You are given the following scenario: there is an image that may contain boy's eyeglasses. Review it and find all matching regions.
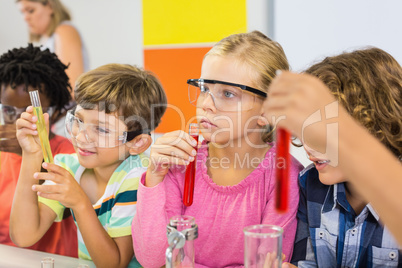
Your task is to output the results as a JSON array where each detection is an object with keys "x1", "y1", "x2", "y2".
[
  {"x1": 65, "y1": 110, "x2": 144, "y2": 148},
  {"x1": 187, "y1": 79, "x2": 267, "y2": 112},
  {"x1": 0, "y1": 104, "x2": 53, "y2": 124}
]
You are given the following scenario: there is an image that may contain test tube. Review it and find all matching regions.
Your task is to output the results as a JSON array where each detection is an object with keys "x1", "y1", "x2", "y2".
[
  {"x1": 275, "y1": 127, "x2": 290, "y2": 212},
  {"x1": 0, "y1": 104, "x2": 4, "y2": 126},
  {"x1": 0, "y1": 105, "x2": 5, "y2": 142},
  {"x1": 183, "y1": 123, "x2": 199, "y2": 206},
  {"x1": 29, "y1": 90, "x2": 54, "y2": 163}
]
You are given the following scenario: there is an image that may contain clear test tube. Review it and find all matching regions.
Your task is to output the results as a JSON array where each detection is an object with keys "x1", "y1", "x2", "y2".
[
  {"x1": 29, "y1": 90, "x2": 54, "y2": 163},
  {"x1": 0, "y1": 104, "x2": 4, "y2": 142},
  {"x1": 0, "y1": 104, "x2": 4, "y2": 126}
]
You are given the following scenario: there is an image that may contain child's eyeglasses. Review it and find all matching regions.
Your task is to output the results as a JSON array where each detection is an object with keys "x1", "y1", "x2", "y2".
[
  {"x1": 65, "y1": 110, "x2": 144, "y2": 148},
  {"x1": 0, "y1": 104, "x2": 53, "y2": 124},
  {"x1": 187, "y1": 79, "x2": 267, "y2": 112}
]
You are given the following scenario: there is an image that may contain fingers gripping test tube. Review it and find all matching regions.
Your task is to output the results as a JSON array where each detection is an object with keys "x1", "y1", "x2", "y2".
[
  {"x1": 183, "y1": 123, "x2": 199, "y2": 206},
  {"x1": 275, "y1": 127, "x2": 290, "y2": 213},
  {"x1": 29, "y1": 90, "x2": 54, "y2": 163}
]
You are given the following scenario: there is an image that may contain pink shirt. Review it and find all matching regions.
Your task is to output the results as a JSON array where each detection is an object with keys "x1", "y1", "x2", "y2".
[{"x1": 132, "y1": 142, "x2": 303, "y2": 267}]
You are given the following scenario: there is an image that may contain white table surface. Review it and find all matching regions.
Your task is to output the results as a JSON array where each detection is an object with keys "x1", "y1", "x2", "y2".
[{"x1": 0, "y1": 244, "x2": 95, "y2": 268}]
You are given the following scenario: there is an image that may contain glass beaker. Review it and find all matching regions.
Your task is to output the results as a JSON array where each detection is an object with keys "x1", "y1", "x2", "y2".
[
  {"x1": 166, "y1": 215, "x2": 198, "y2": 268},
  {"x1": 41, "y1": 257, "x2": 54, "y2": 268},
  {"x1": 244, "y1": 224, "x2": 283, "y2": 268}
]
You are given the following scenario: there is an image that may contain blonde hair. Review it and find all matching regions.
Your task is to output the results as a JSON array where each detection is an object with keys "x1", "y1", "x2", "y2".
[
  {"x1": 306, "y1": 47, "x2": 402, "y2": 157},
  {"x1": 74, "y1": 64, "x2": 167, "y2": 133},
  {"x1": 17, "y1": 0, "x2": 71, "y2": 42},
  {"x1": 206, "y1": 30, "x2": 290, "y2": 142}
]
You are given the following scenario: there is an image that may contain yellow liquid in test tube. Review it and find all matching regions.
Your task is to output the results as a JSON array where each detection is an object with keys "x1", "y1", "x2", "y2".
[{"x1": 29, "y1": 91, "x2": 54, "y2": 163}]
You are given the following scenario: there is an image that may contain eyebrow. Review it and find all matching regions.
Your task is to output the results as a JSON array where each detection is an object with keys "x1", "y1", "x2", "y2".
[
  {"x1": 207, "y1": 83, "x2": 243, "y2": 93},
  {"x1": 20, "y1": 6, "x2": 34, "y2": 11},
  {"x1": 75, "y1": 110, "x2": 109, "y2": 126},
  {"x1": 204, "y1": 82, "x2": 239, "y2": 89}
]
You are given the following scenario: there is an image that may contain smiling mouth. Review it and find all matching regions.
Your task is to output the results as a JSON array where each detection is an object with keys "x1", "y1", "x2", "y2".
[
  {"x1": 315, "y1": 160, "x2": 330, "y2": 165},
  {"x1": 78, "y1": 147, "x2": 96, "y2": 155}
]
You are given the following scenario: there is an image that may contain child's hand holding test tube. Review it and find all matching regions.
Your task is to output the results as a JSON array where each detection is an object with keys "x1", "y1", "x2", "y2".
[
  {"x1": 29, "y1": 90, "x2": 54, "y2": 163},
  {"x1": 144, "y1": 123, "x2": 198, "y2": 189}
]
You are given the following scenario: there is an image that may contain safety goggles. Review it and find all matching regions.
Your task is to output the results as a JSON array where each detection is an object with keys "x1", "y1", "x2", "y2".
[{"x1": 187, "y1": 79, "x2": 266, "y2": 112}]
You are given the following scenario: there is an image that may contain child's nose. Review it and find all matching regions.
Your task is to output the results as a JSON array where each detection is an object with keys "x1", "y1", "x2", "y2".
[
  {"x1": 201, "y1": 92, "x2": 217, "y2": 112},
  {"x1": 74, "y1": 127, "x2": 91, "y2": 144}
]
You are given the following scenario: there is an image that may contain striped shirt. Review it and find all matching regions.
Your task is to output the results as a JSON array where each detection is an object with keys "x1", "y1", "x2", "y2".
[
  {"x1": 291, "y1": 164, "x2": 402, "y2": 268},
  {"x1": 39, "y1": 153, "x2": 146, "y2": 267}
]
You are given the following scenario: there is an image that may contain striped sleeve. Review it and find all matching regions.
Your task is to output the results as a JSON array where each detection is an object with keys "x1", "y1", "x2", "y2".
[
  {"x1": 107, "y1": 171, "x2": 142, "y2": 238},
  {"x1": 38, "y1": 197, "x2": 66, "y2": 222}
]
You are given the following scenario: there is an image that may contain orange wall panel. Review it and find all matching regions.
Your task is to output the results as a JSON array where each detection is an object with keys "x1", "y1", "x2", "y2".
[{"x1": 144, "y1": 47, "x2": 212, "y2": 133}]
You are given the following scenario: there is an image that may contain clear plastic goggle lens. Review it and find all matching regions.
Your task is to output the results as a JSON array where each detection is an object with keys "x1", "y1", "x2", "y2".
[
  {"x1": 0, "y1": 104, "x2": 53, "y2": 124},
  {"x1": 65, "y1": 110, "x2": 127, "y2": 148},
  {"x1": 188, "y1": 81, "x2": 255, "y2": 111}
]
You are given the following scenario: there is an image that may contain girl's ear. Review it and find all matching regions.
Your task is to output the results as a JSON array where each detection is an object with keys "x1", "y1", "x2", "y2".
[
  {"x1": 126, "y1": 134, "x2": 152, "y2": 155},
  {"x1": 257, "y1": 113, "x2": 269, "y2": 127}
]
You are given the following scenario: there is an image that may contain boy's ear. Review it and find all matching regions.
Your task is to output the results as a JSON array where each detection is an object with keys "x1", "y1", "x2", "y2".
[{"x1": 126, "y1": 134, "x2": 152, "y2": 155}]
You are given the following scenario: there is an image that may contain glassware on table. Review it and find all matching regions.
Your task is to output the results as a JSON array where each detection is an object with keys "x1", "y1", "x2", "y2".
[
  {"x1": 244, "y1": 224, "x2": 283, "y2": 268},
  {"x1": 166, "y1": 215, "x2": 198, "y2": 268},
  {"x1": 41, "y1": 257, "x2": 54, "y2": 268}
]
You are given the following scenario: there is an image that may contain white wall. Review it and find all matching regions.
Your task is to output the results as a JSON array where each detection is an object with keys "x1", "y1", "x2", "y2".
[
  {"x1": 247, "y1": 0, "x2": 270, "y2": 35},
  {"x1": 0, "y1": 1, "x2": 28, "y2": 53},
  {"x1": 66, "y1": 0, "x2": 143, "y2": 69},
  {"x1": 0, "y1": 0, "x2": 143, "y2": 69},
  {"x1": 274, "y1": 0, "x2": 402, "y2": 72},
  {"x1": 271, "y1": 0, "x2": 402, "y2": 166}
]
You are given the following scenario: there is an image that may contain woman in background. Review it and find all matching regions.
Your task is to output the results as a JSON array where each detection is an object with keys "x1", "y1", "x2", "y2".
[{"x1": 17, "y1": 0, "x2": 89, "y2": 94}]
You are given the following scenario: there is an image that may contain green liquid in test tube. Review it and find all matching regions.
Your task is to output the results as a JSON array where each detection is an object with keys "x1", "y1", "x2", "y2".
[{"x1": 29, "y1": 90, "x2": 54, "y2": 163}]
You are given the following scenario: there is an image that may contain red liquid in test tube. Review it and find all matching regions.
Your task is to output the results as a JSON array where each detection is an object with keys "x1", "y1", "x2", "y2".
[
  {"x1": 183, "y1": 123, "x2": 199, "y2": 206},
  {"x1": 276, "y1": 127, "x2": 291, "y2": 212}
]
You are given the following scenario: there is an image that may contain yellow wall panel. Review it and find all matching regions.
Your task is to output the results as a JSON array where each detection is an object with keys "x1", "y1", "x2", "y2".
[{"x1": 143, "y1": 0, "x2": 247, "y2": 45}]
